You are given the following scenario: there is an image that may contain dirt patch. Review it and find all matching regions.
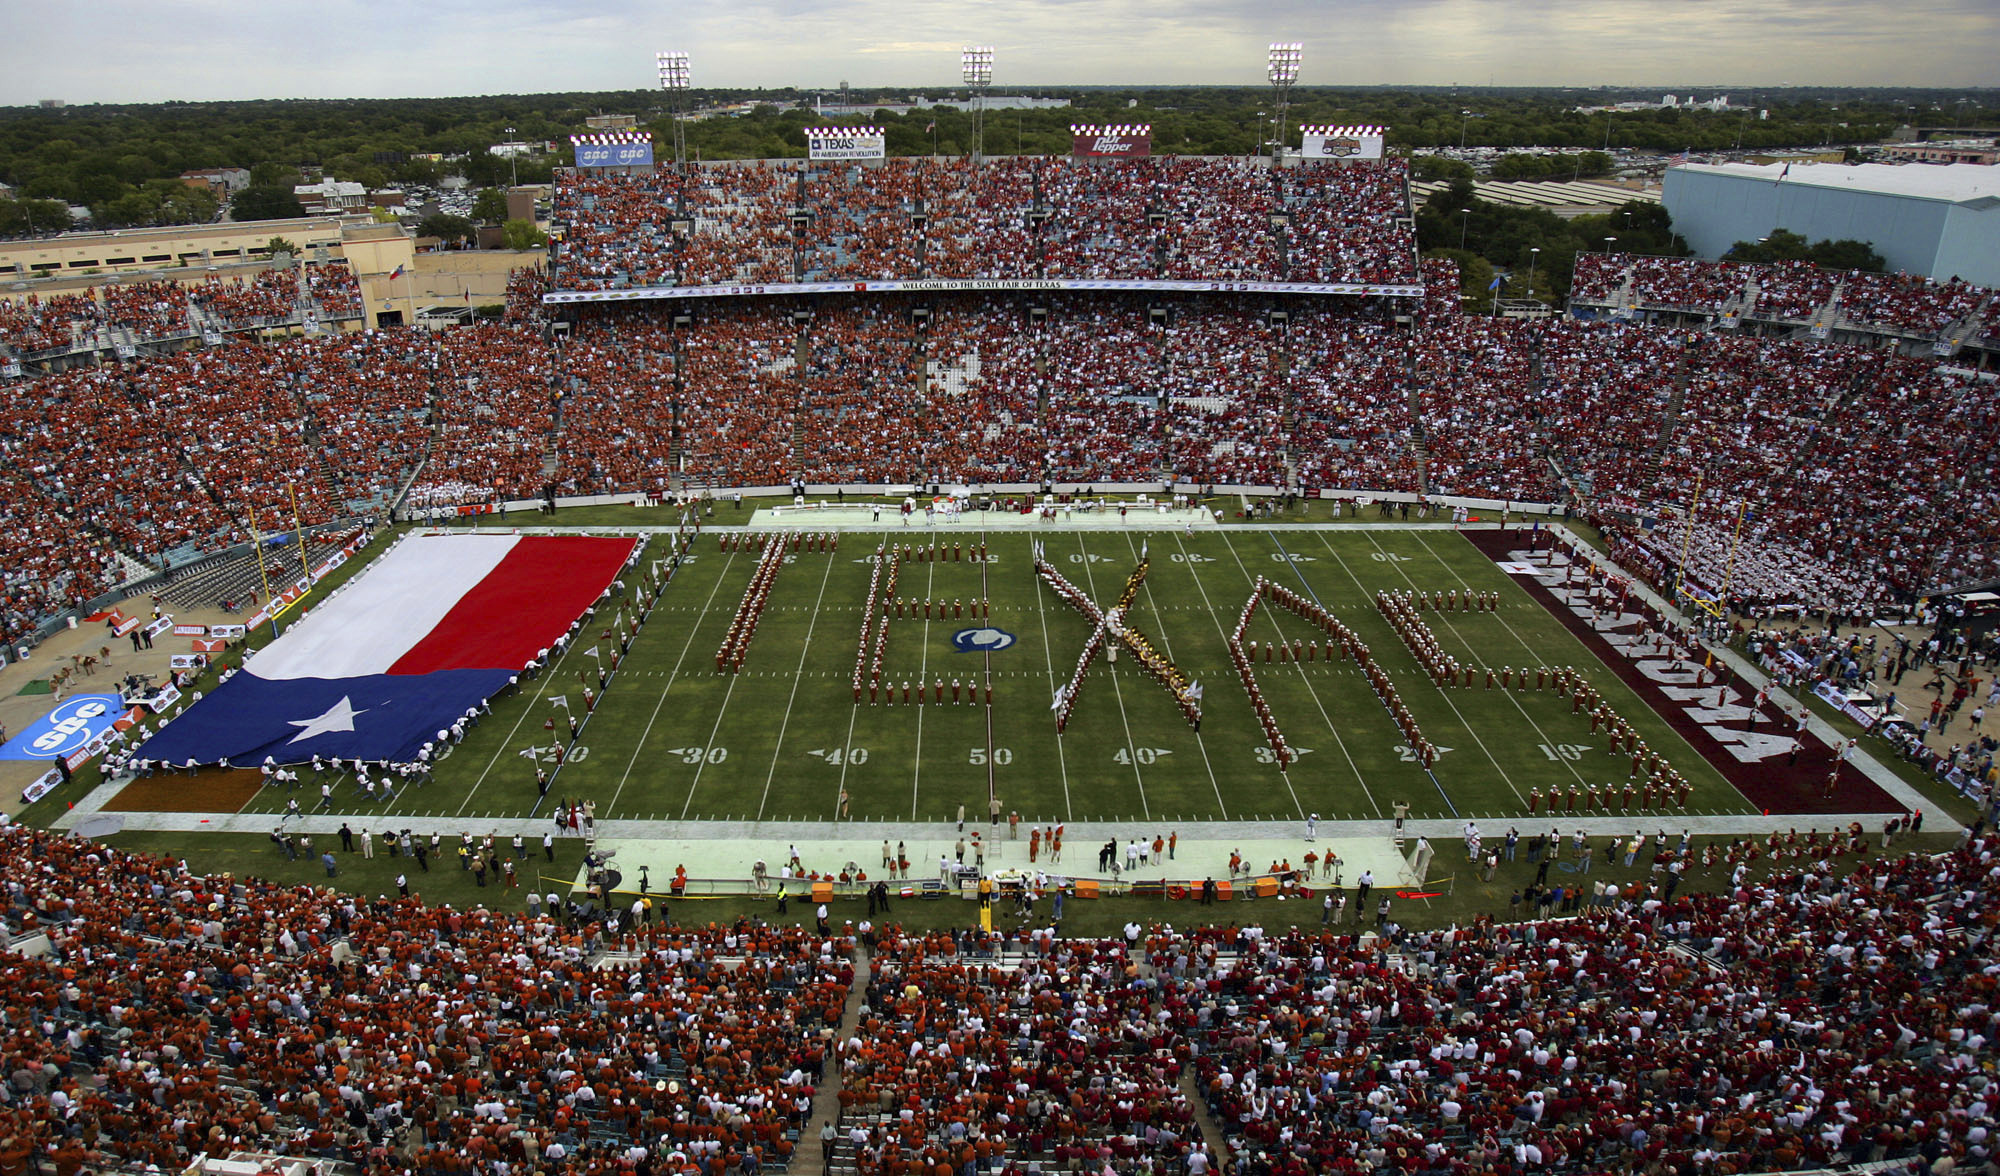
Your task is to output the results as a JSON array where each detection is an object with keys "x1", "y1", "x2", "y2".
[{"x1": 101, "y1": 768, "x2": 266, "y2": 814}]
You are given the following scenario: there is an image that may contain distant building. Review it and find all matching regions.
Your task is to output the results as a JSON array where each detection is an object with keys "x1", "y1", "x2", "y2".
[
  {"x1": 488, "y1": 142, "x2": 538, "y2": 159},
  {"x1": 1884, "y1": 140, "x2": 1998, "y2": 166},
  {"x1": 37, "y1": 99, "x2": 63, "y2": 109},
  {"x1": 584, "y1": 114, "x2": 639, "y2": 131},
  {"x1": 181, "y1": 168, "x2": 252, "y2": 199},
  {"x1": 0, "y1": 216, "x2": 356, "y2": 280},
  {"x1": 1664, "y1": 161, "x2": 2000, "y2": 285},
  {"x1": 294, "y1": 180, "x2": 368, "y2": 214}
]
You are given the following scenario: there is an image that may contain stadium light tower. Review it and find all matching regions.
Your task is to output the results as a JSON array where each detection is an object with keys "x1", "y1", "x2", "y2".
[
  {"x1": 962, "y1": 45, "x2": 994, "y2": 163},
  {"x1": 658, "y1": 51, "x2": 692, "y2": 173},
  {"x1": 1267, "y1": 42, "x2": 1303, "y2": 163}
]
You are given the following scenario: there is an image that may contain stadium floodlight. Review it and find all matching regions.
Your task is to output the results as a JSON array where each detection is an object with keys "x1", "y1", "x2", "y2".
[
  {"x1": 657, "y1": 51, "x2": 691, "y2": 91},
  {"x1": 657, "y1": 51, "x2": 692, "y2": 174},
  {"x1": 1266, "y1": 42, "x2": 1303, "y2": 86},
  {"x1": 961, "y1": 46, "x2": 994, "y2": 88},
  {"x1": 961, "y1": 45, "x2": 995, "y2": 163},
  {"x1": 1266, "y1": 42, "x2": 1302, "y2": 163}
]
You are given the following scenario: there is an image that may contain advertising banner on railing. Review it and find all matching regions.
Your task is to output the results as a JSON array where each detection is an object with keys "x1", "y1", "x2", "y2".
[
  {"x1": 1299, "y1": 125, "x2": 1386, "y2": 160},
  {"x1": 545, "y1": 277, "x2": 1425, "y2": 305},
  {"x1": 1071, "y1": 125, "x2": 1152, "y2": 158},
  {"x1": 806, "y1": 128, "x2": 886, "y2": 162}
]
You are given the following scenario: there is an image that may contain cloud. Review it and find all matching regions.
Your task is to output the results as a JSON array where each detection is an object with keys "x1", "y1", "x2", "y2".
[{"x1": 1, "y1": 0, "x2": 1993, "y2": 104}]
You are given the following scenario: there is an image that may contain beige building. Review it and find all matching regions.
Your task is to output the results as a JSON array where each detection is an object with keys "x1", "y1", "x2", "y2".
[
  {"x1": 343, "y1": 225, "x2": 545, "y2": 329},
  {"x1": 0, "y1": 216, "x2": 360, "y2": 280},
  {"x1": 1, "y1": 217, "x2": 544, "y2": 335}
]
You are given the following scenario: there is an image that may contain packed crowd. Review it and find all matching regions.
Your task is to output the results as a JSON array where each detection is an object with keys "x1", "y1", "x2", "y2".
[
  {"x1": 0, "y1": 824, "x2": 851, "y2": 1176},
  {"x1": 550, "y1": 157, "x2": 1418, "y2": 291},
  {"x1": 1184, "y1": 838, "x2": 1998, "y2": 1176},
  {"x1": 6, "y1": 251, "x2": 2000, "y2": 644},
  {"x1": 1571, "y1": 252, "x2": 1994, "y2": 338},
  {"x1": 4, "y1": 819, "x2": 1994, "y2": 1176},
  {"x1": 0, "y1": 265, "x2": 364, "y2": 355}
]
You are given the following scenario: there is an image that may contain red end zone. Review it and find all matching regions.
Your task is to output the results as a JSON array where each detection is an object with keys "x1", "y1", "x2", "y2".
[{"x1": 1465, "y1": 529, "x2": 1900, "y2": 815}]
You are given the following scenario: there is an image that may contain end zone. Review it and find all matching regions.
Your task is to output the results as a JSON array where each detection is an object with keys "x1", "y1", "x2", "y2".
[{"x1": 1464, "y1": 528, "x2": 1904, "y2": 817}]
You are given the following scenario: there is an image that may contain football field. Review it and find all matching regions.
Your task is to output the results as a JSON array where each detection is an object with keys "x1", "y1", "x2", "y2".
[{"x1": 260, "y1": 523, "x2": 1761, "y2": 828}]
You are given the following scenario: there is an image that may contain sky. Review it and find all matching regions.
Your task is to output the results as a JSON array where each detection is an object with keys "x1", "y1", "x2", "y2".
[{"x1": 3, "y1": 0, "x2": 1996, "y2": 105}]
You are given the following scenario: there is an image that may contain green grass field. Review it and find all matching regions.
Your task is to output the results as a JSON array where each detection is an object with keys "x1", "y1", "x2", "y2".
[{"x1": 226, "y1": 524, "x2": 1757, "y2": 828}]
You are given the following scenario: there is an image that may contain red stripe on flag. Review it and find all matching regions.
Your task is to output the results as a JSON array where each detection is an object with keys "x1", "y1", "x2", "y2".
[{"x1": 387, "y1": 537, "x2": 634, "y2": 675}]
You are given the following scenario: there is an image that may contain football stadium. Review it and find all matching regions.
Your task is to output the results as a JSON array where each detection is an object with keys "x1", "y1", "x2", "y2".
[{"x1": 0, "y1": 58, "x2": 1997, "y2": 1176}]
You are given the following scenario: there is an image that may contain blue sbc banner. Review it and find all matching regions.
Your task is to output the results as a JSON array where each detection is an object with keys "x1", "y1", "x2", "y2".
[
  {"x1": 574, "y1": 142, "x2": 655, "y2": 168},
  {"x1": 0, "y1": 694, "x2": 126, "y2": 761}
]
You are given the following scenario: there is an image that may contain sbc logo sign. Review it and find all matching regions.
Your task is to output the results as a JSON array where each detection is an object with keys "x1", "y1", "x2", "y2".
[{"x1": 30, "y1": 697, "x2": 113, "y2": 757}]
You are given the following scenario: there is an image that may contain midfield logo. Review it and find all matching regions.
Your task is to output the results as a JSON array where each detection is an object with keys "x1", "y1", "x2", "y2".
[{"x1": 953, "y1": 627, "x2": 1017, "y2": 652}]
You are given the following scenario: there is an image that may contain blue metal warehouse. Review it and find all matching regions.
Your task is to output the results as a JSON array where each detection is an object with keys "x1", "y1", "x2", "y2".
[{"x1": 1663, "y1": 162, "x2": 2000, "y2": 286}]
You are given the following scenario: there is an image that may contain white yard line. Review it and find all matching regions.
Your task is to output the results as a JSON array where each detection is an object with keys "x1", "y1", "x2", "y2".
[
  {"x1": 1412, "y1": 529, "x2": 1721, "y2": 794},
  {"x1": 1072, "y1": 534, "x2": 1150, "y2": 821},
  {"x1": 1031, "y1": 541, "x2": 1076, "y2": 822},
  {"x1": 910, "y1": 550, "x2": 938, "y2": 819},
  {"x1": 832, "y1": 549, "x2": 876, "y2": 822},
  {"x1": 1122, "y1": 532, "x2": 1228, "y2": 818},
  {"x1": 1212, "y1": 531, "x2": 1368, "y2": 817},
  {"x1": 1316, "y1": 531, "x2": 1540, "y2": 803},
  {"x1": 755, "y1": 549, "x2": 840, "y2": 820},
  {"x1": 680, "y1": 546, "x2": 786, "y2": 819},
  {"x1": 456, "y1": 574, "x2": 645, "y2": 818},
  {"x1": 604, "y1": 550, "x2": 739, "y2": 816}
]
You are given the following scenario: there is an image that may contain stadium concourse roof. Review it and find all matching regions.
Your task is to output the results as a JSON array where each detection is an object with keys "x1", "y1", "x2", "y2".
[{"x1": 1672, "y1": 161, "x2": 2000, "y2": 205}]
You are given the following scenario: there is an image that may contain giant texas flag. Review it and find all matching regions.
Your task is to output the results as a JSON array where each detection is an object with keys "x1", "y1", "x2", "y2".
[{"x1": 138, "y1": 533, "x2": 635, "y2": 766}]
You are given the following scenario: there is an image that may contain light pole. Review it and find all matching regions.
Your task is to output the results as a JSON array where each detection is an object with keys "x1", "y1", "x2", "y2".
[
  {"x1": 1460, "y1": 108, "x2": 1472, "y2": 152},
  {"x1": 657, "y1": 51, "x2": 691, "y2": 173},
  {"x1": 962, "y1": 46, "x2": 993, "y2": 163},
  {"x1": 1526, "y1": 246, "x2": 1540, "y2": 303},
  {"x1": 504, "y1": 126, "x2": 518, "y2": 188},
  {"x1": 1604, "y1": 236, "x2": 1616, "y2": 256},
  {"x1": 1459, "y1": 207, "x2": 1470, "y2": 250},
  {"x1": 1267, "y1": 43, "x2": 1302, "y2": 164}
]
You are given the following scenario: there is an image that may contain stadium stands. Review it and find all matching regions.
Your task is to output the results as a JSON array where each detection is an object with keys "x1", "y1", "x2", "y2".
[
  {"x1": 1572, "y1": 253, "x2": 1995, "y2": 339},
  {"x1": 6, "y1": 169, "x2": 2000, "y2": 648},
  {"x1": 0, "y1": 265, "x2": 363, "y2": 359},
  {"x1": 0, "y1": 823, "x2": 1993, "y2": 1176},
  {"x1": 548, "y1": 157, "x2": 1418, "y2": 290}
]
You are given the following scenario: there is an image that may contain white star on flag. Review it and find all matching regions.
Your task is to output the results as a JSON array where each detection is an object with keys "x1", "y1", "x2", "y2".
[{"x1": 286, "y1": 696, "x2": 367, "y2": 744}]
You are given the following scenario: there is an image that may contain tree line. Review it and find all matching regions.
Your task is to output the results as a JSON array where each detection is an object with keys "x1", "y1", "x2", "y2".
[{"x1": 1, "y1": 86, "x2": 1989, "y2": 231}]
